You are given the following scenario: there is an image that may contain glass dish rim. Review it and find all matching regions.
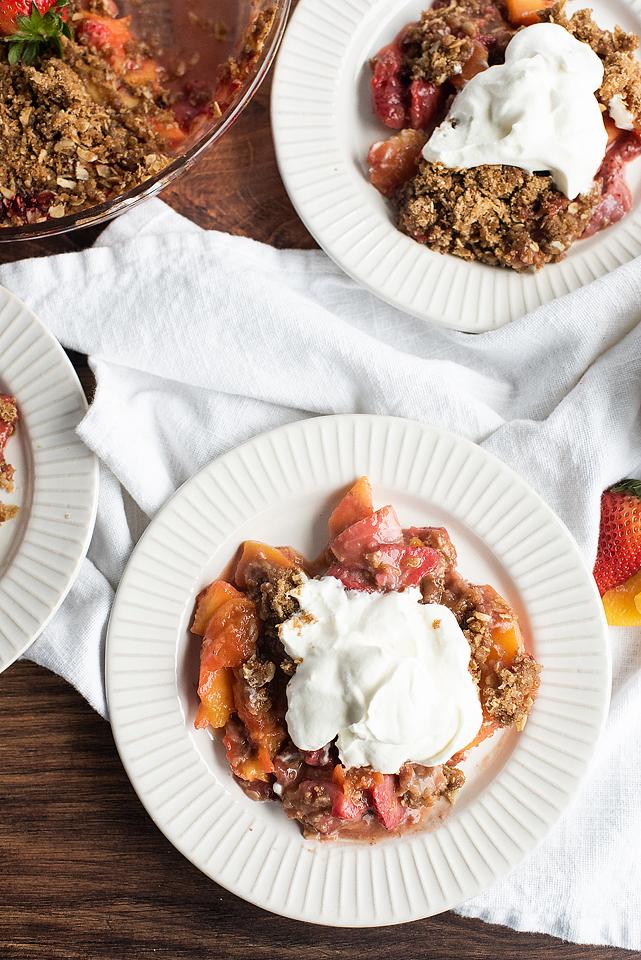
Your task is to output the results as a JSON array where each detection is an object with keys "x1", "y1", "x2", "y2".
[{"x1": 0, "y1": 0, "x2": 292, "y2": 243}]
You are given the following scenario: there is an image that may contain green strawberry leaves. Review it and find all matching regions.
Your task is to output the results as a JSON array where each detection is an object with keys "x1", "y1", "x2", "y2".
[
  {"x1": 609, "y1": 478, "x2": 641, "y2": 499},
  {"x1": 4, "y1": 0, "x2": 72, "y2": 65}
]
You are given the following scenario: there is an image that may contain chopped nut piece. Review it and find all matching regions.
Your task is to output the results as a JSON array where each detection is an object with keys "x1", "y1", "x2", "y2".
[
  {"x1": 55, "y1": 138, "x2": 77, "y2": 153},
  {"x1": 77, "y1": 146, "x2": 98, "y2": 163}
]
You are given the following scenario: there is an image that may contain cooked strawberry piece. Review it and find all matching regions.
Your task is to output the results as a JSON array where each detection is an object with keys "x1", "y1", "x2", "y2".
[
  {"x1": 330, "y1": 785, "x2": 368, "y2": 821},
  {"x1": 0, "y1": 0, "x2": 67, "y2": 37},
  {"x1": 0, "y1": 418, "x2": 13, "y2": 453},
  {"x1": 328, "y1": 477, "x2": 374, "y2": 538},
  {"x1": 302, "y1": 745, "x2": 332, "y2": 766},
  {"x1": 584, "y1": 178, "x2": 630, "y2": 238},
  {"x1": 300, "y1": 780, "x2": 367, "y2": 821},
  {"x1": 75, "y1": 12, "x2": 132, "y2": 69},
  {"x1": 325, "y1": 563, "x2": 374, "y2": 591},
  {"x1": 273, "y1": 747, "x2": 304, "y2": 787},
  {"x1": 368, "y1": 129, "x2": 427, "y2": 197},
  {"x1": 619, "y1": 132, "x2": 641, "y2": 162},
  {"x1": 330, "y1": 505, "x2": 403, "y2": 565},
  {"x1": 396, "y1": 543, "x2": 441, "y2": 587},
  {"x1": 360, "y1": 542, "x2": 440, "y2": 590},
  {"x1": 328, "y1": 507, "x2": 439, "y2": 590},
  {"x1": 408, "y1": 78, "x2": 442, "y2": 131},
  {"x1": 584, "y1": 161, "x2": 631, "y2": 238},
  {"x1": 583, "y1": 132, "x2": 640, "y2": 239},
  {"x1": 370, "y1": 775, "x2": 406, "y2": 830},
  {"x1": 371, "y1": 42, "x2": 407, "y2": 129}
]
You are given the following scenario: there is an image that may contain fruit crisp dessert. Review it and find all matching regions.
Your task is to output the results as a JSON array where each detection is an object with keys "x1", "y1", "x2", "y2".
[
  {"x1": 0, "y1": 394, "x2": 19, "y2": 524},
  {"x1": 192, "y1": 477, "x2": 541, "y2": 840},
  {"x1": 367, "y1": 0, "x2": 641, "y2": 271},
  {"x1": 0, "y1": 0, "x2": 275, "y2": 227}
]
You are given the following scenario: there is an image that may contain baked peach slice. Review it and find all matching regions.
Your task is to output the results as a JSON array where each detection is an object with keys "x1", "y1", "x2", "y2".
[
  {"x1": 489, "y1": 620, "x2": 524, "y2": 663},
  {"x1": 234, "y1": 540, "x2": 300, "y2": 589},
  {"x1": 328, "y1": 476, "x2": 374, "y2": 538},
  {"x1": 192, "y1": 579, "x2": 239, "y2": 636},
  {"x1": 601, "y1": 568, "x2": 641, "y2": 626},
  {"x1": 506, "y1": 0, "x2": 555, "y2": 26},
  {"x1": 192, "y1": 581, "x2": 258, "y2": 730},
  {"x1": 194, "y1": 670, "x2": 234, "y2": 730}
]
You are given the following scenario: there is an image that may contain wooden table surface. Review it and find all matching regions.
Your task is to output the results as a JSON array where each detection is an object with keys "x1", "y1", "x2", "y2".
[{"x1": 0, "y1": 78, "x2": 635, "y2": 960}]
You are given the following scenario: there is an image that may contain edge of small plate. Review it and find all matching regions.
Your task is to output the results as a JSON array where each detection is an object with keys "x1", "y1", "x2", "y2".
[
  {"x1": 0, "y1": 286, "x2": 99, "y2": 672},
  {"x1": 107, "y1": 414, "x2": 610, "y2": 926}
]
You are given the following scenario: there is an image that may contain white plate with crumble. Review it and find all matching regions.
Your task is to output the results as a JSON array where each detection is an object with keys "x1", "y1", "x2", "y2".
[
  {"x1": 271, "y1": 0, "x2": 641, "y2": 331},
  {"x1": 0, "y1": 287, "x2": 98, "y2": 673},
  {"x1": 107, "y1": 414, "x2": 609, "y2": 926}
]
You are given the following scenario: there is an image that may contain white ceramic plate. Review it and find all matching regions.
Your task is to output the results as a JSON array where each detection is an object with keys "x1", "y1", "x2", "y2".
[
  {"x1": 271, "y1": 0, "x2": 641, "y2": 332},
  {"x1": 107, "y1": 414, "x2": 609, "y2": 926},
  {"x1": 0, "y1": 287, "x2": 98, "y2": 672}
]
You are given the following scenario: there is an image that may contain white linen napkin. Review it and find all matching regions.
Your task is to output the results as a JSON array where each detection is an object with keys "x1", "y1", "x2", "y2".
[{"x1": 3, "y1": 197, "x2": 641, "y2": 947}]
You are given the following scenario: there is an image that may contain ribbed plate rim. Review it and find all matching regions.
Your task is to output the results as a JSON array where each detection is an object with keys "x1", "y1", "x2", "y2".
[{"x1": 0, "y1": 285, "x2": 99, "y2": 672}]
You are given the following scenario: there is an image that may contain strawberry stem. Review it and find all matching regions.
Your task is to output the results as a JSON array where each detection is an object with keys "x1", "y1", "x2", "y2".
[{"x1": 609, "y1": 478, "x2": 641, "y2": 498}]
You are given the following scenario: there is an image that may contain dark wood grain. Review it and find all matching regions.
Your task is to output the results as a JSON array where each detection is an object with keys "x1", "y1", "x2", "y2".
[{"x1": 0, "y1": 77, "x2": 634, "y2": 960}]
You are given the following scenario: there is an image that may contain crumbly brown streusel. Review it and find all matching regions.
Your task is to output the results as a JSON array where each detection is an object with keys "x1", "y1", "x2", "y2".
[
  {"x1": 0, "y1": 49, "x2": 170, "y2": 225},
  {"x1": 465, "y1": 601, "x2": 541, "y2": 730},
  {"x1": 216, "y1": 7, "x2": 276, "y2": 98},
  {"x1": 547, "y1": 4, "x2": 641, "y2": 127},
  {"x1": 401, "y1": 0, "x2": 513, "y2": 84},
  {"x1": 398, "y1": 162, "x2": 599, "y2": 270},
  {"x1": 0, "y1": 503, "x2": 19, "y2": 523}
]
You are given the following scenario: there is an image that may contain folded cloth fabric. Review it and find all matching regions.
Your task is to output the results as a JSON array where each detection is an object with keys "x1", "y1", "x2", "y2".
[{"x1": 2, "y1": 197, "x2": 641, "y2": 948}]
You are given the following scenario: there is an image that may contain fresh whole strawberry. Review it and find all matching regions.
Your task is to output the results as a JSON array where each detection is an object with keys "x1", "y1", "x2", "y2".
[
  {"x1": 0, "y1": 0, "x2": 71, "y2": 64},
  {"x1": 594, "y1": 479, "x2": 641, "y2": 595}
]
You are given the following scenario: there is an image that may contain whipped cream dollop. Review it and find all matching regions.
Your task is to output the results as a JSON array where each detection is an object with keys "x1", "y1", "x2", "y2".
[
  {"x1": 423, "y1": 22, "x2": 607, "y2": 199},
  {"x1": 279, "y1": 577, "x2": 482, "y2": 774}
]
